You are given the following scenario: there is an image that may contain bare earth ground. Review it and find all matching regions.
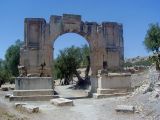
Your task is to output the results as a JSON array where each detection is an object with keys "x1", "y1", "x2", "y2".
[
  {"x1": 0, "y1": 85, "x2": 160, "y2": 120},
  {"x1": 0, "y1": 91, "x2": 29, "y2": 120},
  {"x1": 0, "y1": 67, "x2": 160, "y2": 120}
]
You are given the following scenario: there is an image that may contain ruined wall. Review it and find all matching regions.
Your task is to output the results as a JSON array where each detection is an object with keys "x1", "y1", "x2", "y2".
[
  {"x1": 102, "y1": 22, "x2": 124, "y2": 71},
  {"x1": 20, "y1": 14, "x2": 124, "y2": 77}
]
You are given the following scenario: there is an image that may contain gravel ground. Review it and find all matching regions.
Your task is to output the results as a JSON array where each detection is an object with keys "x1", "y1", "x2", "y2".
[
  {"x1": 0, "y1": 67, "x2": 160, "y2": 120},
  {"x1": 0, "y1": 91, "x2": 29, "y2": 120},
  {"x1": 0, "y1": 87, "x2": 160, "y2": 120},
  {"x1": 55, "y1": 85, "x2": 89, "y2": 98}
]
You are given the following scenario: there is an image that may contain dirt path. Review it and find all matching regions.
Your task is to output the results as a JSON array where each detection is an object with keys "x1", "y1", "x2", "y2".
[{"x1": 55, "y1": 84, "x2": 89, "y2": 98}]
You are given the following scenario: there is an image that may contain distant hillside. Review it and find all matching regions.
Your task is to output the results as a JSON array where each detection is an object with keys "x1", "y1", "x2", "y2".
[{"x1": 124, "y1": 56, "x2": 152, "y2": 67}]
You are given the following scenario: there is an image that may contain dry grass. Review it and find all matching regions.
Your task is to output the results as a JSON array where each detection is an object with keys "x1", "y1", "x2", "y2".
[{"x1": 0, "y1": 107, "x2": 28, "y2": 120}]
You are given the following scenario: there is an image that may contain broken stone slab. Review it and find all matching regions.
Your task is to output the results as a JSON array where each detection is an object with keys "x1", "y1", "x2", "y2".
[
  {"x1": 22, "y1": 105, "x2": 39, "y2": 113},
  {"x1": 5, "y1": 94, "x2": 12, "y2": 98},
  {"x1": 9, "y1": 86, "x2": 15, "y2": 90},
  {"x1": 15, "y1": 103, "x2": 39, "y2": 113},
  {"x1": 50, "y1": 98, "x2": 73, "y2": 106},
  {"x1": 1, "y1": 84, "x2": 15, "y2": 91},
  {"x1": 14, "y1": 103, "x2": 27, "y2": 110},
  {"x1": 115, "y1": 105, "x2": 135, "y2": 113},
  {"x1": 15, "y1": 102, "x2": 27, "y2": 109}
]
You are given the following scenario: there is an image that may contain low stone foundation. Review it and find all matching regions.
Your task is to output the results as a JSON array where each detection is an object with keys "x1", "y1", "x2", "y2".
[
  {"x1": 93, "y1": 73, "x2": 131, "y2": 98},
  {"x1": 15, "y1": 77, "x2": 54, "y2": 90},
  {"x1": 10, "y1": 77, "x2": 58, "y2": 101}
]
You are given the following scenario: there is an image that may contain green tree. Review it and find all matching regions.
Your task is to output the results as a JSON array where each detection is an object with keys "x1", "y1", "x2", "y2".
[
  {"x1": 0, "y1": 59, "x2": 11, "y2": 87},
  {"x1": 0, "y1": 40, "x2": 23, "y2": 86},
  {"x1": 144, "y1": 23, "x2": 160, "y2": 70},
  {"x1": 5, "y1": 39, "x2": 23, "y2": 76},
  {"x1": 54, "y1": 45, "x2": 90, "y2": 88},
  {"x1": 0, "y1": 59, "x2": 4, "y2": 68},
  {"x1": 54, "y1": 46, "x2": 81, "y2": 84}
]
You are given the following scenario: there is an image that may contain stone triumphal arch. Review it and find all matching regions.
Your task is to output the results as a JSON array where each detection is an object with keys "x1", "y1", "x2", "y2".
[
  {"x1": 20, "y1": 14, "x2": 124, "y2": 77},
  {"x1": 10, "y1": 14, "x2": 129, "y2": 101}
]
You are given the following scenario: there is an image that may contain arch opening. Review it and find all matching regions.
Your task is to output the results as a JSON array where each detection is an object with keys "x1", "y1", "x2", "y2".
[
  {"x1": 52, "y1": 33, "x2": 92, "y2": 88},
  {"x1": 53, "y1": 33, "x2": 90, "y2": 59}
]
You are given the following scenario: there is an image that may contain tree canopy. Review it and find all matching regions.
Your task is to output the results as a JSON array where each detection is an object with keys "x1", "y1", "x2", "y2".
[
  {"x1": 5, "y1": 40, "x2": 23, "y2": 76},
  {"x1": 0, "y1": 40, "x2": 23, "y2": 86},
  {"x1": 54, "y1": 44, "x2": 90, "y2": 87},
  {"x1": 54, "y1": 46, "x2": 81, "y2": 81},
  {"x1": 144, "y1": 23, "x2": 160, "y2": 53},
  {"x1": 144, "y1": 23, "x2": 160, "y2": 70}
]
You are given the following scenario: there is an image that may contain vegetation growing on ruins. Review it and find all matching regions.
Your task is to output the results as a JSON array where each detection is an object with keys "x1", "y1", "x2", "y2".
[{"x1": 144, "y1": 23, "x2": 160, "y2": 70}]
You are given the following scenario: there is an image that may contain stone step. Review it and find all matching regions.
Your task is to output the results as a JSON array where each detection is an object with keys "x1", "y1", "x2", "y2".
[
  {"x1": 93, "y1": 92, "x2": 130, "y2": 99},
  {"x1": 13, "y1": 89, "x2": 54, "y2": 96},
  {"x1": 97, "y1": 88, "x2": 129, "y2": 94},
  {"x1": 10, "y1": 95, "x2": 59, "y2": 101}
]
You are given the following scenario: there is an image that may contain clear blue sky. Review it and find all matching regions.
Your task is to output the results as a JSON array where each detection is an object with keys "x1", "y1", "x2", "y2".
[{"x1": 0, "y1": 0, "x2": 159, "y2": 59}]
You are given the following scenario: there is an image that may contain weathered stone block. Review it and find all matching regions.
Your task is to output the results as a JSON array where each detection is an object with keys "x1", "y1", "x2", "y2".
[
  {"x1": 5, "y1": 94, "x2": 12, "y2": 98},
  {"x1": 15, "y1": 103, "x2": 27, "y2": 110},
  {"x1": 11, "y1": 77, "x2": 57, "y2": 101},
  {"x1": 15, "y1": 77, "x2": 53, "y2": 90},
  {"x1": 115, "y1": 105, "x2": 135, "y2": 113},
  {"x1": 63, "y1": 14, "x2": 81, "y2": 24},
  {"x1": 15, "y1": 103, "x2": 39, "y2": 113},
  {"x1": 22, "y1": 105, "x2": 39, "y2": 113},
  {"x1": 94, "y1": 72, "x2": 131, "y2": 98},
  {"x1": 98, "y1": 73, "x2": 131, "y2": 89},
  {"x1": 13, "y1": 89, "x2": 54, "y2": 96},
  {"x1": 50, "y1": 98, "x2": 73, "y2": 106},
  {"x1": 1, "y1": 86, "x2": 9, "y2": 91}
]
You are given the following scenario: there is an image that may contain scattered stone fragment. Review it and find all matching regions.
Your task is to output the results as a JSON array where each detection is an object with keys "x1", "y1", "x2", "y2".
[
  {"x1": 1, "y1": 86, "x2": 9, "y2": 91},
  {"x1": 50, "y1": 98, "x2": 73, "y2": 106},
  {"x1": 115, "y1": 105, "x2": 135, "y2": 113},
  {"x1": 15, "y1": 103, "x2": 39, "y2": 113},
  {"x1": 5, "y1": 94, "x2": 11, "y2": 98},
  {"x1": 155, "y1": 94, "x2": 159, "y2": 98},
  {"x1": 15, "y1": 103, "x2": 27, "y2": 109},
  {"x1": 153, "y1": 91, "x2": 160, "y2": 98},
  {"x1": 9, "y1": 87, "x2": 15, "y2": 90},
  {"x1": 134, "y1": 105, "x2": 143, "y2": 113},
  {"x1": 22, "y1": 105, "x2": 39, "y2": 113},
  {"x1": 143, "y1": 83, "x2": 154, "y2": 94}
]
